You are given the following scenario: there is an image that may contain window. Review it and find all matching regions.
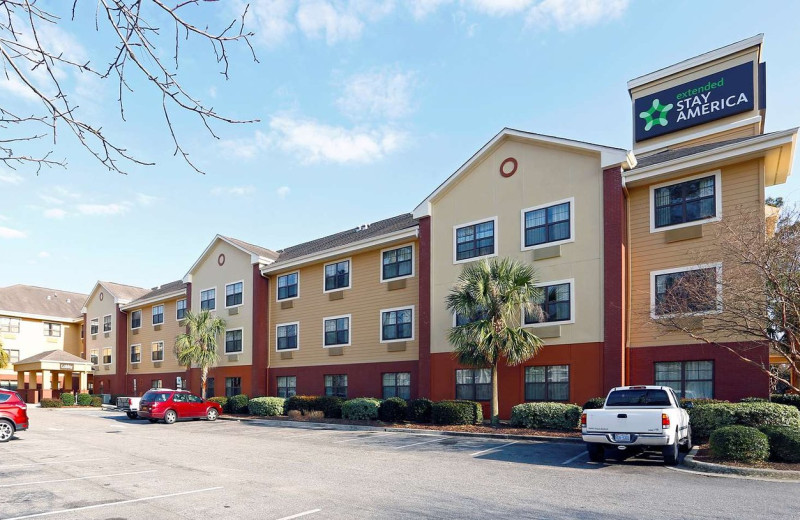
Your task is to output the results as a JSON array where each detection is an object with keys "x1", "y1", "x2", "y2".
[
  {"x1": 226, "y1": 282, "x2": 243, "y2": 307},
  {"x1": 324, "y1": 374, "x2": 348, "y2": 398},
  {"x1": 131, "y1": 310, "x2": 142, "y2": 329},
  {"x1": 653, "y1": 173, "x2": 719, "y2": 230},
  {"x1": 90, "y1": 318, "x2": 99, "y2": 335},
  {"x1": 524, "y1": 365, "x2": 569, "y2": 401},
  {"x1": 152, "y1": 305, "x2": 164, "y2": 325},
  {"x1": 151, "y1": 342, "x2": 164, "y2": 362},
  {"x1": 655, "y1": 361, "x2": 714, "y2": 399},
  {"x1": 225, "y1": 329, "x2": 243, "y2": 354},
  {"x1": 5, "y1": 349, "x2": 19, "y2": 363},
  {"x1": 525, "y1": 282, "x2": 572, "y2": 324},
  {"x1": 151, "y1": 379, "x2": 163, "y2": 389},
  {"x1": 103, "y1": 315, "x2": 112, "y2": 333},
  {"x1": 200, "y1": 288, "x2": 216, "y2": 311},
  {"x1": 324, "y1": 260, "x2": 350, "y2": 291},
  {"x1": 382, "y1": 245, "x2": 413, "y2": 281},
  {"x1": 455, "y1": 219, "x2": 496, "y2": 262},
  {"x1": 276, "y1": 323, "x2": 298, "y2": 351},
  {"x1": 90, "y1": 349, "x2": 99, "y2": 365},
  {"x1": 454, "y1": 307, "x2": 488, "y2": 326},
  {"x1": 455, "y1": 368, "x2": 491, "y2": 401},
  {"x1": 653, "y1": 265, "x2": 720, "y2": 317},
  {"x1": 130, "y1": 345, "x2": 141, "y2": 364},
  {"x1": 43, "y1": 322, "x2": 62, "y2": 337},
  {"x1": 381, "y1": 307, "x2": 413, "y2": 342},
  {"x1": 523, "y1": 199, "x2": 572, "y2": 248},
  {"x1": 277, "y1": 376, "x2": 296, "y2": 398},
  {"x1": 176, "y1": 299, "x2": 187, "y2": 320},
  {"x1": 102, "y1": 347, "x2": 112, "y2": 365},
  {"x1": 277, "y1": 272, "x2": 299, "y2": 300},
  {"x1": 0, "y1": 317, "x2": 20, "y2": 333},
  {"x1": 382, "y1": 373, "x2": 411, "y2": 399},
  {"x1": 207, "y1": 377, "x2": 215, "y2": 398},
  {"x1": 324, "y1": 315, "x2": 350, "y2": 347},
  {"x1": 225, "y1": 377, "x2": 242, "y2": 397}
]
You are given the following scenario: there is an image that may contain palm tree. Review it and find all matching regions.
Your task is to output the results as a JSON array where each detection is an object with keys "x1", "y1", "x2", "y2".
[
  {"x1": 0, "y1": 338, "x2": 9, "y2": 370},
  {"x1": 446, "y1": 258, "x2": 545, "y2": 425},
  {"x1": 174, "y1": 310, "x2": 226, "y2": 399}
]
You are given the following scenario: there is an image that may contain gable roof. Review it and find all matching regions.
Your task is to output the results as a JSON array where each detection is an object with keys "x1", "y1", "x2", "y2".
[
  {"x1": 16, "y1": 349, "x2": 91, "y2": 366},
  {"x1": 183, "y1": 235, "x2": 279, "y2": 282},
  {"x1": 220, "y1": 236, "x2": 279, "y2": 261},
  {"x1": 82, "y1": 281, "x2": 150, "y2": 311},
  {"x1": 632, "y1": 134, "x2": 767, "y2": 169},
  {"x1": 0, "y1": 285, "x2": 87, "y2": 321},
  {"x1": 122, "y1": 280, "x2": 187, "y2": 310}
]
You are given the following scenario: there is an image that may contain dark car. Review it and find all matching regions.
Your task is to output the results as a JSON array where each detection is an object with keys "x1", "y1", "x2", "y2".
[
  {"x1": 137, "y1": 389, "x2": 222, "y2": 424},
  {"x1": 0, "y1": 389, "x2": 28, "y2": 442}
]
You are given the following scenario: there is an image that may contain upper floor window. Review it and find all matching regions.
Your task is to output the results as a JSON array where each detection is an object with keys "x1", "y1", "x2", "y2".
[
  {"x1": 90, "y1": 349, "x2": 99, "y2": 365},
  {"x1": 525, "y1": 365, "x2": 569, "y2": 401},
  {"x1": 176, "y1": 299, "x2": 187, "y2": 320},
  {"x1": 324, "y1": 260, "x2": 350, "y2": 291},
  {"x1": 277, "y1": 272, "x2": 299, "y2": 300},
  {"x1": 652, "y1": 172, "x2": 720, "y2": 231},
  {"x1": 522, "y1": 199, "x2": 573, "y2": 249},
  {"x1": 5, "y1": 349, "x2": 19, "y2": 363},
  {"x1": 454, "y1": 306, "x2": 488, "y2": 327},
  {"x1": 200, "y1": 288, "x2": 216, "y2": 311},
  {"x1": 455, "y1": 368, "x2": 491, "y2": 401},
  {"x1": 324, "y1": 315, "x2": 350, "y2": 347},
  {"x1": 655, "y1": 360, "x2": 714, "y2": 399},
  {"x1": 130, "y1": 345, "x2": 141, "y2": 364},
  {"x1": 103, "y1": 315, "x2": 112, "y2": 333},
  {"x1": 131, "y1": 310, "x2": 142, "y2": 329},
  {"x1": 381, "y1": 308, "x2": 413, "y2": 342},
  {"x1": 43, "y1": 322, "x2": 61, "y2": 337},
  {"x1": 90, "y1": 318, "x2": 99, "y2": 335},
  {"x1": 382, "y1": 245, "x2": 413, "y2": 281},
  {"x1": 0, "y1": 317, "x2": 20, "y2": 333},
  {"x1": 226, "y1": 282, "x2": 243, "y2": 307},
  {"x1": 652, "y1": 264, "x2": 721, "y2": 317},
  {"x1": 525, "y1": 281, "x2": 572, "y2": 325},
  {"x1": 455, "y1": 219, "x2": 496, "y2": 262},
  {"x1": 225, "y1": 329, "x2": 243, "y2": 354},
  {"x1": 152, "y1": 305, "x2": 164, "y2": 325},
  {"x1": 102, "y1": 347, "x2": 112, "y2": 365},
  {"x1": 151, "y1": 341, "x2": 164, "y2": 362},
  {"x1": 276, "y1": 323, "x2": 298, "y2": 351}
]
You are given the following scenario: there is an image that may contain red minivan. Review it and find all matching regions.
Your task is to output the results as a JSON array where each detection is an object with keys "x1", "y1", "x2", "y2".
[
  {"x1": 137, "y1": 389, "x2": 222, "y2": 424},
  {"x1": 0, "y1": 389, "x2": 29, "y2": 442}
]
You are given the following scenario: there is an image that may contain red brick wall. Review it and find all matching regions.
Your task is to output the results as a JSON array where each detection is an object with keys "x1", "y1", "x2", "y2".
[
  {"x1": 603, "y1": 165, "x2": 626, "y2": 392},
  {"x1": 251, "y1": 264, "x2": 269, "y2": 397},
  {"x1": 418, "y1": 215, "x2": 432, "y2": 399},
  {"x1": 270, "y1": 361, "x2": 419, "y2": 399}
]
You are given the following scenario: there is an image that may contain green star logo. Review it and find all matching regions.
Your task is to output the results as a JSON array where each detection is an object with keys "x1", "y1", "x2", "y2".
[{"x1": 639, "y1": 98, "x2": 674, "y2": 131}]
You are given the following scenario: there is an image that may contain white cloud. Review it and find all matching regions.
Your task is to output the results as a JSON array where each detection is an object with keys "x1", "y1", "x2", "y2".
[
  {"x1": 76, "y1": 203, "x2": 131, "y2": 216},
  {"x1": 469, "y1": 0, "x2": 533, "y2": 16},
  {"x1": 53, "y1": 186, "x2": 80, "y2": 199},
  {"x1": 39, "y1": 194, "x2": 64, "y2": 206},
  {"x1": 135, "y1": 193, "x2": 158, "y2": 206},
  {"x1": 211, "y1": 186, "x2": 257, "y2": 196},
  {"x1": 0, "y1": 226, "x2": 26, "y2": 239},
  {"x1": 408, "y1": 0, "x2": 453, "y2": 19},
  {"x1": 276, "y1": 186, "x2": 291, "y2": 199},
  {"x1": 269, "y1": 115, "x2": 406, "y2": 164},
  {"x1": 296, "y1": 0, "x2": 365, "y2": 44},
  {"x1": 44, "y1": 208, "x2": 67, "y2": 219},
  {"x1": 0, "y1": 214, "x2": 8, "y2": 221},
  {"x1": 337, "y1": 68, "x2": 417, "y2": 120},
  {"x1": 218, "y1": 131, "x2": 272, "y2": 159},
  {"x1": 208, "y1": 86, "x2": 218, "y2": 99},
  {"x1": 527, "y1": 0, "x2": 629, "y2": 30},
  {"x1": 241, "y1": 0, "x2": 296, "y2": 47},
  {"x1": 38, "y1": 251, "x2": 50, "y2": 258},
  {"x1": 0, "y1": 171, "x2": 24, "y2": 185}
]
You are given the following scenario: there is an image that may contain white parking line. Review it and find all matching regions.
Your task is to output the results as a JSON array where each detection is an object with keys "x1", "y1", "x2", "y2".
[
  {"x1": 0, "y1": 457, "x2": 108, "y2": 469},
  {"x1": 275, "y1": 509, "x2": 322, "y2": 520},
  {"x1": 2, "y1": 486, "x2": 224, "y2": 520},
  {"x1": 393, "y1": 437, "x2": 445, "y2": 450},
  {"x1": 0, "y1": 470, "x2": 158, "y2": 488},
  {"x1": 561, "y1": 451, "x2": 588, "y2": 465},
  {"x1": 333, "y1": 432, "x2": 400, "y2": 443},
  {"x1": 2, "y1": 448, "x2": 75, "y2": 455},
  {"x1": 470, "y1": 441, "x2": 518, "y2": 457}
]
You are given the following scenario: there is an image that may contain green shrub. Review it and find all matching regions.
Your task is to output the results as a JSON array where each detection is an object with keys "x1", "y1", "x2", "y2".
[
  {"x1": 77, "y1": 393, "x2": 92, "y2": 406},
  {"x1": 680, "y1": 398, "x2": 729, "y2": 408},
  {"x1": 40, "y1": 398, "x2": 63, "y2": 408},
  {"x1": 582, "y1": 397, "x2": 606, "y2": 410},
  {"x1": 431, "y1": 400, "x2": 482, "y2": 425},
  {"x1": 760, "y1": 426, "x2": 800, "y2": 463},
  {"x1": 740, "y1": 397, "x2": 767, "y2": 403},
  {"x1": 207, "y1": 397, "x2": 228, "y2": 412},
  {"x1": 407, "y1": 398, "x2": 433, "y2": 423},
  {"x1": 60, "y1": 393, "x2": 75, "y2": 406},
  {"x1": 688, "y1": 404, "x2": 736, "y2": 441},
  {"x1": 228, "y1": 394, "x2": 250, "y2": 414},
  {"x1": 689, "y1": 402, "x2": 800, "y2": 442},
  {"x1": 248, "y1": 397, "x2": 285, "y2": 416},
  {"x1": 771, "y1": 394, "x2": 800, "y2": 411},
  {"x1": 709, "y1": 425, "x2": 769, "y2": 463},
  {"x1": 341, "y1": 398, "x2": 381, "y2": 420},
  {"x1": 378, "y1": 397, "x2": 408, "y2": 423},
  {"x1": 510, "y1": 402, "x2": 582, "y2": 430},
  {"x1": 285, "y1": 395, "x2": 317, "y2": 413},
  {"x1": 90, "y1": 396, "x2": 102, "y2": 407},
  {"x1": 314, "y1": 396, "x2": 344, "y2": 418}
]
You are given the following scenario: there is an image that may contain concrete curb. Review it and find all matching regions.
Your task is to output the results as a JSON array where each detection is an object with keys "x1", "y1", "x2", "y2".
[
  {"x1": 681, "y1": 447, "x2": 800, "y2": 481},
  {"x1": 220, "y1": 415, "x2": 583, "y2": 444}
]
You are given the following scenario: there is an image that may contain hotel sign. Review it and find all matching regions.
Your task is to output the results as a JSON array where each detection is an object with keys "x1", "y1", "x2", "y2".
[
  {"x1": 634, "y1": 62, "x2": 755, "y2": 142},
  {"x1": 60, "y1": 363, "x2": 74, "y2": 370}
]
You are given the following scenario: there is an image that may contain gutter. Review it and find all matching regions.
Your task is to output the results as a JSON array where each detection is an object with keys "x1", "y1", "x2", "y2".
[{"x1": 119, "y1": 289, "x2": 187, "y2": 311}]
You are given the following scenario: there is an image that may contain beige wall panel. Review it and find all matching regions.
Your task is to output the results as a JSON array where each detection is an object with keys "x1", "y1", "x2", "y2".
[
  {"x1": 671, "y1": 124, "x2": 758, "y2": 150},
  {"x1": 0, "y1": 316, "x2": 80, "y2": 375},
  {"x1": 126, "y1": 296, "x2": 186, "y2": 375},
  {"x1": 85, "y1": 289, "x2": 120, "y2": 375}
]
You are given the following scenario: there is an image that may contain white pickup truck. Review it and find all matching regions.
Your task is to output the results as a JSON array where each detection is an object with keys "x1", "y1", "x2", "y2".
[
  {"x1": 116, "y1": 396, "x2": 141, "y2": 419},
  {"x1": 581, "y1": 385, "x2": 692, "y2": 465}
]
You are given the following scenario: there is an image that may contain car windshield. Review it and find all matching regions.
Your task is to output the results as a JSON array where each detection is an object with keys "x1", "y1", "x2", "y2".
[
  {"x1": 605, "y1": 389, "x2": 671, "y2": 407},
  {"x1": 142, "y1": 391, "x2": 170, "y2": 402}
]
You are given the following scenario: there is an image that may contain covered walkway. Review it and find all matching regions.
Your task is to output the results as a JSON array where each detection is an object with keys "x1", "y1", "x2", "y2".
[{"x1": 13, "y1": 350, "x2": 93, "y2": 403}]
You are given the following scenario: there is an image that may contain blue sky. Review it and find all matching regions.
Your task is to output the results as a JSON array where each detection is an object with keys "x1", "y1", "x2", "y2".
[{"x1": 1, "y1": 0, "x2": 799, "y2": 295}]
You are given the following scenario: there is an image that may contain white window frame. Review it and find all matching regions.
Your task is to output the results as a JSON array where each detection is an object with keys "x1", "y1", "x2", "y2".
[
  {"x1": 322, "y1": 313, "x2": 352, "y2": 348},
  {"x1": 102, "y1": 347, "x2": 112, "y2": 365},
  {"x1": 199, "y1": 286, "x2": 217, "y2": 311},
  {"x1": 453, "y1": 216, "x2": 499, "y2": 265},
  {"x1": 520, "y1": 197, "x2": 576, "y2": 251},
  {"x1": 322, "y1": 258, "x2": 352, "y2": 293},
  {"x1": 224, "y1": 327, "x2": 244, "y2": 354},
  {"x1": 379, "y1": 243, "x2": 416, "y2": 283},
  {"x1": 649, "y1": 262, "x2": 723, "y2": 319},
  {"x1": 379, "y1": 305, "x2": 415, "y2": 343},
  {"x1": 131, "y1": 309, "x2": 142, "y2": 330},
  {"x1": 90, "y1": 349, "x2": 99, "y2": 365},
  {"x1": 649, "y1": 170, "x2": 722, "y2": 233},
  {"x1": 151, "y1": 341, "x2": 165, "y2": 362},
  {"x1": 276, "y1": 271, "x2": 300, "y2": 302},
  {"x1": 130, "y1": 344, "x2": 141, "y2": 365},
  {"x1": 151, "y1": 304, "x2": 164, "y2": 326},
  {"x1": 275, "y1": 321, "x2": 300, "y2": 352},
  {"x1": 224, "y1": 280, "x2": 245, "y2": 309},
  {"x1": 176, "y1": 299, "x2": 187, "y2": 321},
  {"x1": 90, "y1": 318, "x2": 99, "y2": 335},
  {"x1": 102, "y1": 314, "x2": 112, "y2": 333},
  {"x1": 521, "y1": 278, "x2": 576, "y2": 327}
]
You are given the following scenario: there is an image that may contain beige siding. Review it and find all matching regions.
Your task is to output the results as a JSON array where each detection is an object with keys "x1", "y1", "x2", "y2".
[
  {"x1": 268, "y1": 241, "x2": 419, "y2": 368},
  {"x1": 671, "y1": 124, "x2": 759, "y2": 150},
  {"x1": 85, "y1": 288, "x2": 121, "y2": 376},
  {"x1": 0, "y1": 316, "x2": 81, "y2": 377},
  {"x1": 126, "y1": 296, "x2": 187, "y2": 375}
]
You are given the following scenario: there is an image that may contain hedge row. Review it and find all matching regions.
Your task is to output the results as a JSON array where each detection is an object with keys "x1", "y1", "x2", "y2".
[
  {"x1": 40, "y1": 398, "x2": 63, "y2": 408},
  {"x1": 688, "y1": 402, "x2": 800, "y2": 442},
  {"x1": 710, "y1": 426, "x2": 770, "y2": 463},
  {"x1": 510, "y1": 402, "x2": 582, "y2": 430},
  {"x1": 60, "y1": 393, "x2": 75, "y2": 406},
  {"x1": 431, "y1": 400, "x2": 483, "y2": 425},
  {"x1": 248, "y1": 397, "x2": 286, "y2": 416},
  {"x1": 771, "y1": 394, "x2": 800, "y2": 411}
]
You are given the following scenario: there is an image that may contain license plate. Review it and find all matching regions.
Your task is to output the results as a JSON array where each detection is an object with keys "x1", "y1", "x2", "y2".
[{"x1": 614, "y1": 433, "x2": 631, "y2": 442}]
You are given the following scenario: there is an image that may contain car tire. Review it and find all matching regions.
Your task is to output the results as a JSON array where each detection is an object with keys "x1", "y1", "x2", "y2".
[
  {"x1": 207, "y1": 408, "x2": 219, "y2": 421},
  {"x1": 587, "y1": 443, "x2": 605, "y2": 463},
  {"x1": 662, "y1": 439, "x2": 679, "y2": 466},
  {"x1": 164, "y1": 410, "x2": 177, "y2": 425},
  {"x1": 0, "y1": 419, "x2": 14, "y2": 442},
  {"x1": 148, "y1": 419, "x2": 158, "y2": 423},
  {"x1": 679, "y1": 426, "x2": 693, "y2": 453},
  {"x1": 126, "y1": 412, "x2": 138, "y2": 419}
]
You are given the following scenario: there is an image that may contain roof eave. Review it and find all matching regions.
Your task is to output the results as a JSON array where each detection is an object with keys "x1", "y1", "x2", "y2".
[
  {"x1": 0, "y1": 310, "x2": 83, "y2": 323},
  {"x1": 119, "y1": 289, "x2": 188, "y2": 311}
]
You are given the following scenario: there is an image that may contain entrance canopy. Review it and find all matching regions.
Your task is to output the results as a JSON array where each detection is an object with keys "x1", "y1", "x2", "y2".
[{"x1": 14, "y1": 350, "x2": 93, "y2": 403}]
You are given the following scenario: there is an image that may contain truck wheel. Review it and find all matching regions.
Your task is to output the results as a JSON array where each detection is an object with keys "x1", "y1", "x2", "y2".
[
  {"x1": 662, "y1": 440, "x2": 679, "y2": 465},
  {"x1": 126, "y1": 412, "x2": 138, "y2": 419},
  {"x1": 164, "y1": 410, "x2": 177, "y2": 425},
  {"x1": 0, "y1": 419, "x2": 14, "y2": 442},
  {"x1": 587, "y1": 443, "x2": 605, "y2": 462},
  {"x1": 679, "y1": 426, "x2": 693, "y2": 453}
]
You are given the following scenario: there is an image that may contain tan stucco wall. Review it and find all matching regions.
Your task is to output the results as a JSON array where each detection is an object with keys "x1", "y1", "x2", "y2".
[
  {"x1": 268, "y1": 240, "x2": 420, "y2": 368},
  {"x1": 125, "y1": 295, "x2": 187, "y2": 375},
  {"x1": 85, "y1": 286, "x2": 121, "y2": 376},
  {"x1": 0, "y1": 315, "x2": 81, "y2": 377},
  {"x1": 429, "y1": 138, "x2": 606, "y2": 354}
]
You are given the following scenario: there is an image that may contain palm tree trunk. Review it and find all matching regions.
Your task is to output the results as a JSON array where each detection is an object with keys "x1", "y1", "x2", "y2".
[
  {"x1": 491, "y1": 362, "x2": 499, "y2": 426},
  {"x1": 201, "y1": 366, "x2": 208, "y2": 399}
]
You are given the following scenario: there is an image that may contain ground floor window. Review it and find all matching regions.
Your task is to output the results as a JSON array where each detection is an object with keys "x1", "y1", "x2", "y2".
[
  {"x1": 524, "y1": 365, "x2": 569, "y2": 401},
  {"x1": 206, "y1": 377, "x2": 215, "y2": 398},
  {"x1": 0, "y1": 380, "x2": 18, "y2": 390},
  {"x1": 325, "y1": 374, "x2": 347, "y2": 398},
  {"x1": 455, "y1": 368, "x2": 491, "y2": 401},
  {"x1": 225, "y1": 377, "x2": 242, "y2": 397},
  {"x1": 277, "y1": 376, "x2": 296, "y2": 398},
  {"x1": 151, "y1": 379, "x2": 162, "y2": 389},
  {"x1": 654, "y1": 360, "x2": 714, "y2": 399},
  {"x1": 382, "y1": 372, "x2": 411, "y2": 399}
]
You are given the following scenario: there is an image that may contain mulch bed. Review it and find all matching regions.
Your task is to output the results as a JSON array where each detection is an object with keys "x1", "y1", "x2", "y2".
[{"x1": 694, "y1": 445, "x2": 800, "y2": 471}]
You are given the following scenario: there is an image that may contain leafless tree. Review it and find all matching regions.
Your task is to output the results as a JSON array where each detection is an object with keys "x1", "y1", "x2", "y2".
[
  {"x1": 0, "y1": 0, "x2": 257, "y2": 174},
  {"x1": 651, "y1": 205, "x2": 800, "y2": 393}
]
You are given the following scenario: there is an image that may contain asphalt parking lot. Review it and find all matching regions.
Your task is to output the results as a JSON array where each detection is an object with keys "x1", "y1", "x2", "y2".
[{"x1": 1, "y1": 407, "x2": 798, "y2": 519}]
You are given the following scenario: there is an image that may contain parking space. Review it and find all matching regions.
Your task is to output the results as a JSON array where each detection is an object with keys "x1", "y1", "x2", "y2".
[{"x1": 2, "y1": 408, "x2": 797, "y2": 519}]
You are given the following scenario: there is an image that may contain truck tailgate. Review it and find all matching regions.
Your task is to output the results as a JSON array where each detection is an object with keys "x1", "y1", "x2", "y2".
[{"x1": 586, "y1": 409, "x2": 664, "y2": 434}]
